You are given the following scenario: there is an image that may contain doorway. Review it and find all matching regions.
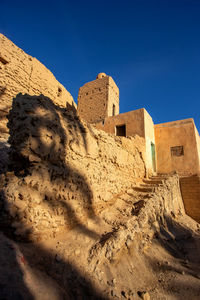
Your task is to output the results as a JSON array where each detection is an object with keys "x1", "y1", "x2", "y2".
[{"x1": 151, "y1": 142, "x2": 156, "y2": 172}]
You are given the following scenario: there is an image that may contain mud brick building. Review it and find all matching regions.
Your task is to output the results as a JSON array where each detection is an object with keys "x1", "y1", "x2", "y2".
[
  {"x1": 0, "y1": 34, "x2": 200, "y2": 222},
  {"x1": 77, "y1": 73, "x2": 200, "y2": 222}
]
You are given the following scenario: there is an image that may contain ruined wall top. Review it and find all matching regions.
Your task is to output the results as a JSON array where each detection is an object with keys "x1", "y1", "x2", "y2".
[{"x1": 0, "y1": 34, "x2": 76, "y2": 138}]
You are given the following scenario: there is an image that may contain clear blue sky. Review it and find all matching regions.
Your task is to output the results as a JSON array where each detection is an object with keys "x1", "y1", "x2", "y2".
[{"x1": 1, "y1": 0, "x2": 200, "y2": 131}]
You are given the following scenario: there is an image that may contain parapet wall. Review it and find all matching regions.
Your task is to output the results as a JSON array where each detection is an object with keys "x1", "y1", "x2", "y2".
[
  {"x1": 180, "y1": 174, "x2": 200, "y2": 223},
  {"x1": 0, "y1": 34, "x2": 75, "y2": 138},
  {"x1": 0, "y1": 94, "x2": 146, "y2": 239}
]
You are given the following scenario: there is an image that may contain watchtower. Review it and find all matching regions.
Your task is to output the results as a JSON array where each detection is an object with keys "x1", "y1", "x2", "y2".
[{"x1": 77, "y1": 73, "x2": 119, "y2": 123}]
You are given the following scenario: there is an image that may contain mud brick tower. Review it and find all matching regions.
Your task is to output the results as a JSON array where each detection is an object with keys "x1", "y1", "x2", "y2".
[{"x1": 77, "y1": 73, "x2": 119, "y2": 123}]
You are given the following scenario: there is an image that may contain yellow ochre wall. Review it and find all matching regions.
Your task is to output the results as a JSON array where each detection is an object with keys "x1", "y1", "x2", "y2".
[
  {"x1": 155, "y1": 119, "x2": 200, "y2": 175},
  {"x1": 96, "y1": 108, "x2": 156, "y2": 175},
  {"x1": 144, "y1": 109, "x2": 156, "y2": 174},
  {"x1": 95, "y1": 108, "x2": 145, "y2": 137}
]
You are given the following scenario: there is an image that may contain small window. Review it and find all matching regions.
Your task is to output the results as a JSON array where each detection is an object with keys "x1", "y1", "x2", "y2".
[
  {"x1": 0, "y1": 56, "x2": 8, "y2": 65},
  {"x1": 57, "y1": 87, "x2": 62, "y2": 97},
  {"x1": 112, "y1": 104, "x2": 116, "y2": 116},
  {"x1": 86, "y1": 92, "x2": 88, "y2": 96},
  {"x1": 171, "y1": 146, "x2": 184, "y2": 157},
  {"x1": 116, "y1": 124, "x2": 126, "y2": 137}
]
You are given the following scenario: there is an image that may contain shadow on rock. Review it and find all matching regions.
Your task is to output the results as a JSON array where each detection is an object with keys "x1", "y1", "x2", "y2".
[
  {"x1": 146, "y1": 214, "x2": 200, "y2": 299},
  {"x1": 0, "y1": 94, "x2": 107, "y2": 299}
]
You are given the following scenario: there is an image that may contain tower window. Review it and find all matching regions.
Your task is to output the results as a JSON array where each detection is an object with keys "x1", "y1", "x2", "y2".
[
  {"x1": 112, "y1": 104, "x2": 116, "y2": 116},
  {"x1": 116, "y1": 124, "x2": 126, "y2": 137},
  {"x1": 57, "y1": 87, "x2": 62, "y2": 97}
]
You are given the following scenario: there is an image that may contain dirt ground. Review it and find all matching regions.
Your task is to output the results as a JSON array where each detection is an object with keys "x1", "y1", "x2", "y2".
[{"x1": 0, "y1": 210, "x2": 200, "y2": 300}]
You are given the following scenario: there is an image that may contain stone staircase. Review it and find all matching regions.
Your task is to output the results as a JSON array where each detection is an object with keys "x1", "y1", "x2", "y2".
[
  {"x1": 132, "y1": 174, "x2": 171, "y2": 194},
  {"x1": 100, "y1": 174, "x2": 174, "y2": 229}
]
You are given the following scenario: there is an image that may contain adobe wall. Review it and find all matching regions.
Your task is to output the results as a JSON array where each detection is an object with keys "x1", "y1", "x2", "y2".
[
  {"x1": 155, "y1": 119, "x2": 200, "y2": 175},
  {"x1": 0, "y1": 94, "x2": 146, "y2": 239},
  {"x1": 77, "y1": 75, "x2": 119, "y2": 123},
  {"x1": 180, "y1": 175, "x2": 200, "y2": 223},
  {"x1": 95, "y1": 108, "x2": 156, "y2": 175},
  {"x1": 107, "y1": 76, "x2": 119, "y2": 117},
  {"x1": 144, "y1": 109, "x2": 156, "y2": 174},
  {"x1": 0, "y1": 34, "x2": 75, "y2": 138},
  {"x1": 194, "y1": 125, "x2": 200, "y2": 164},
  {"x1": 95, "y1": 108, "x2": 145, "y2": 137}
]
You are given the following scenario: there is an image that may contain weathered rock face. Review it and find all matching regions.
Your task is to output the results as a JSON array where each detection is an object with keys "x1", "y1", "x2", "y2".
[
  {"x1": 0, "y1": 34, "x2": 75, "y2": 138},
  {"x1": 0, "y1": 94, "x2": 146, "y2": 239}
]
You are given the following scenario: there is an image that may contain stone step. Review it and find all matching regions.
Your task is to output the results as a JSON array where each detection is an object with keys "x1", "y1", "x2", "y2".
[
  {"x1": 143, "y1": 179, "x2": 163, "y2": 185},
  {"x1": 140, "y1": 183, "x2": 159, "y2": 188},
  {"x1": 149, "y1": 176, "x2": 169, "y2": 181},
  {"x1": 132, "y1": 186, "x2": 155, "y2": 193}
]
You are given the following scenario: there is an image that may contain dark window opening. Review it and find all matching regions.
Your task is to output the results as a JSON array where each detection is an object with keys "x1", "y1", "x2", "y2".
[
  {"x1": 57, "y1": 87, "x2": 62, "y2": 97},
  {"x1": 0, "y1": 56, "x2": 8, "y2": 65},
  {"x1": 112, "y1": 104, "x2": 116, "y2": 116},
  {"x1": 171, "y1": 146, "x2": 184, "y2": 157},
  {"x1": 116, "y1": 124, "x2": 126, "y2": 137}
]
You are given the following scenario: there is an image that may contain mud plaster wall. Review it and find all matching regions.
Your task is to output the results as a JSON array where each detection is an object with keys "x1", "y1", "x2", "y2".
[
  {"x1": 0, "y1": 34, "x2": 75, "y2": 138},
  {"x1": 180, "y1": 175, "x2": 200, "y2": 223},
  {"x1": 95, "y1": 108, "x2": 155, "y2": 175},
  {"x1": 155, "y1": 119, "x2": 200, "y2": 175},
  {"x1": 0, "y1": 94, "x2": 146, "y2": 239},
  {"x1": 144, "y1": 109, "x2": 155, "y2": 174},
  {"x1": 95, "y1": 109, "x2": 145, "y2": 137},
  {"x1": 77, "y1": 76, "x2": 119, "y2": 123},
  {"x1": 194, "y1": 126, "x2": 200, "y2": 168}
]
